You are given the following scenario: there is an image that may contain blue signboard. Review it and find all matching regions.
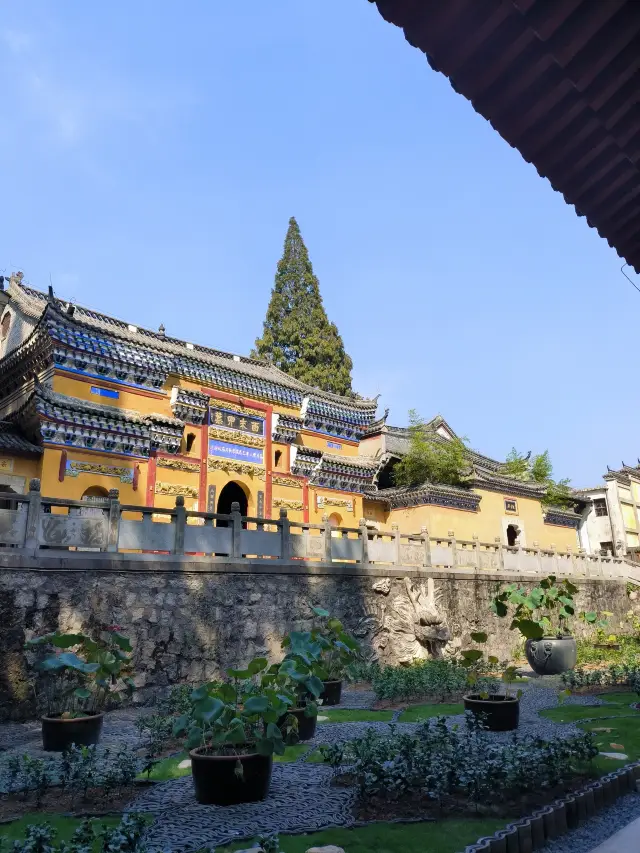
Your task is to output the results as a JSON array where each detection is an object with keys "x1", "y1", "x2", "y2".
[
  {"x1": 91, "y1": 386, "x2": 119, "y2": 399},
  {"x1": 209, "y1": 439, "x2": 263, "y2": 465}
]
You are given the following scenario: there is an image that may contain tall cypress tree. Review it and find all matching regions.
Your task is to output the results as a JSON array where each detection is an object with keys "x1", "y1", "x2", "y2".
[{"x1": 252, "y1": 217, "x2": 354, "y2": 396}]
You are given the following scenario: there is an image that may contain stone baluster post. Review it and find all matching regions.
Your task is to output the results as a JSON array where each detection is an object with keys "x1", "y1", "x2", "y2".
[
  {"x1": 322, "y1": 513, "x2": 332, "y2": 563},
  {"x1": 106, "y1": 488, "x2": 121, "y2": 552},
  {"x1": 495, "y1": 536, "x2": 504, "y2": 571},
  {"x1": 279, "y1": 507, "x2": 290, "y2": 561},
  {"x1": 230, "y1": 500, "x2": 243, "y2": 558},
  {"x1": 550, "y1": 543, "x2": 559, "y2": 576},
  {"x1": 532, "y1": 541, "x2": 541, "y2": 575},
  {"x1": 579, "y1": 548, "x2": 589, "y2": 578},
  {"x1": 421, "y1": 525, "x2": 432, "y2": 568},
  {"x1": 359, "y1": 518, "x2": 369, "y2": 567},
  {"x1": 24, "y1": 478, "x2": 42, "y2": 556},
  {"x1": 173, "y1": 495, "x2": 186, "y2": 555},
  {"x1": 516, "y1": 543, "x2": 523, "y2": 573},
  {"x1": 448, "y1": 530, "x2": 457, "y2": 569},
  {"x1": 473, "y1": 534, "x2": 481, "y2": 570},
  {"x1": 392, "y1": 523, "x2": 401, "y2": 565}
]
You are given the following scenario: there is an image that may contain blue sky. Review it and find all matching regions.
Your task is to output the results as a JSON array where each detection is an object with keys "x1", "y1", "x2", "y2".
[{"x1": 1, "y1": 1, "x2": 638, "y2": 487}]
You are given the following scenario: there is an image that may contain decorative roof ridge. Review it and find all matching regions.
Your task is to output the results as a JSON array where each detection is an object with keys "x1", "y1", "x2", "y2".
[
  {"x1": 9, "y1": 280, "x2": 378, "y2": 411},
  {"x1": 573, "y1": 485, "x2": 606, "y2": 495},
  {"x1": 468, "y1": 467, "x2": 547, "y2": 494},
  {"x1": 35, "y1": 385, "x2": 183, "y2": 427},
  {"x1": 0, "y1": 423, "x2": 42, "y2": 456},
  {"x1": 320, "y1": 453, "x2": 378, "y2": 468},
  {"x1": 383, "y1": 420, "x2": 504, "y2": 470},
  {"x1": 372, "y1": 480, "x2": 473, "y2": 498},
  {"x1": 544, "y1": 505, "x2": 580, "y2": 517}
]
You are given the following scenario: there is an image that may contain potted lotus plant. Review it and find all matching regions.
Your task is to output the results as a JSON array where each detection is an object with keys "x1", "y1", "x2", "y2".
[
  {"x1": 277, "y1": 631, "x2": 325, "y2": 740},
  {"x1": 460, "y1": 632, "x2": 521, "y2": 731},
  {"x1": 491, "y1": 575, "x2": 590, "y2": 675},
  {"x1": 24, "y1": 626, "x2": 135, "y2": 751},
  {"x1": 310, "y1": 606, "x2": 360, "y2": 706},
  {"x1": 173, "y1": 656, "x2": 297, "y2": 805}
]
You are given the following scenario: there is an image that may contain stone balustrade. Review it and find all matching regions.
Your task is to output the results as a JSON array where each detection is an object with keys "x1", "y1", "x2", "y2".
[{"x1": 1, "y1": 479, "x2": 639, "y2": 583}]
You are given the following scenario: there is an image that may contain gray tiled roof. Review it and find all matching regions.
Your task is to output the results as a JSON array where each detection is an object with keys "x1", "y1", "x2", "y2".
[
  {"x1": 0, "y1": 425, "x2": 41, "y2": 455},
  {"x1": 8, "y1": 280, "x2": 378, "y2": 414}
]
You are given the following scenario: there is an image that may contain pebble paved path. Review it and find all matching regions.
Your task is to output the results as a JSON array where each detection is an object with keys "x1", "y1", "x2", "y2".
[{"x1": 0, "y1": 683, "x2": 623, "y2": 852}]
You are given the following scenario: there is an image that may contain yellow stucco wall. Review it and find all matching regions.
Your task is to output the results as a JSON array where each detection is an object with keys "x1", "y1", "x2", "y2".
[
  {"x1": 385, "y1": 488, "x2": 579, "y2": 549},
  {"x1": 298, "y1": 432, "x2": 359, "y2": 457},
  {"x1": 40, "y1": 446, "x2": 147, "y2": 504},
  {"x1": 53, "y1": 373, "x2": 173, "y2": 419},
  {"x1": 622, "y1": 502, "x2": 637, "y2": 531},
  {"x1": 0, "y1": 454, "x2": 41, "y2": 493}
]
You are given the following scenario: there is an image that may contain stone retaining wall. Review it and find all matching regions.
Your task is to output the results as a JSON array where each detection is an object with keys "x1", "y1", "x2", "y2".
[{"x1": 0, "y1": 558, "x2": 634, "y2": 720}]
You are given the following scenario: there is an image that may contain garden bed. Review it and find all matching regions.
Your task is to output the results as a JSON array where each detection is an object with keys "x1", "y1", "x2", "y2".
[
  {"x1": 0, "y1": 781, "x2": 153, "y2": 821},
  {"x1": 353, "y1": 772, "x2": 602, "y2": 823}
]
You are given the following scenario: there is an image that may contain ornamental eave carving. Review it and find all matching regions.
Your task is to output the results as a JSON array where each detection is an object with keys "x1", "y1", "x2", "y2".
[
  {"x1": 156, "y1": 457, "x2": 201, "y2": 473},
  {"x1": 207, "y1": 457, "x2": 266, "y2": 479},
  {"x1": 208, "y1": 426, "x2": 265, "y2": 448},
  {"x1": 272, "y1": 475, "x2": 303, "y2": 489},
  {"x1": 155, "y1": 481, "x2": 198, "y2": 498},
  {"x1": 273, "y1": 497, "x2": 304, "y2": 511}
]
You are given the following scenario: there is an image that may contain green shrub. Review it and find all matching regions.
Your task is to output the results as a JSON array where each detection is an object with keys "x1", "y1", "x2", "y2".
[
  {"x1": 321, "y1": 716, "x2": 598, "y2": 808},
  {"x1": 371, "y1": 659, "x2": 497, "y2": 703},
  {"x1": 561, "y1": 663, "x2": 640, "y2": 690}
]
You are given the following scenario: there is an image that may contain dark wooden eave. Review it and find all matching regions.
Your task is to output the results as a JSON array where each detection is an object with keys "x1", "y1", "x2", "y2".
[{"x1": 370, "y1": 0, "x2": 640, "y2": 273}]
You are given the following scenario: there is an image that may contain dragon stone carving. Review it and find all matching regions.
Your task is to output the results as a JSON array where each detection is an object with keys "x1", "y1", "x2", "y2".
[{"x1": 356, "y1": 577, "x2": 451, "y2": 665}]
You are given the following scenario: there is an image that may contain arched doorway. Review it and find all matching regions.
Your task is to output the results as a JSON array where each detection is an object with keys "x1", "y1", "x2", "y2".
[
  {"x1": 216, "y1": 481, "x2": 248, "y2": 526},
  {"x1": 328, "y1": 512, "x2": 343, "y2": 538},
  {"x1": 506, "y1": 524, "x2": 519, "y2": 547},
  {"x1": 82, "y1": 486, "x2": 109, "y2": 501}
]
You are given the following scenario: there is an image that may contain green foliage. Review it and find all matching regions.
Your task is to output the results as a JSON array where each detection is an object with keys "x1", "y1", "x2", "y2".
[
  {"x1": 309, "y1": 606, "x2": 361, "y2": 681},
  {"x1": 0, "y1": 745, "x2": 137, "y2": 810},
  {"x1": 392, "y1": 410, "x2": 468, "y2": 488},
  {"x1": 24, "y1": 628, "x2": 135, "y2": 718},
  {"x1": 491, "y1": 575, "x2": 583, "y2": 639},
  {"x1": 172, "y1": 655, "x2": 307, "y2": 757},
  {"x1": 504, "y1": 448, "x2": 530, "y2": 479},
  {"x1": 371, "y1": 658, "x2": 497, "y2": 703},
  {"x1": 321, "y1": 716, "x2": 598, "y2": 807},
  {"x1": 561, "y1": 663, "x2": 640, "y2": 690},
  {"x1": 576, "y1": 635, "x2": 640, "y2": 666},
  {"x1": 501, "y1": 448, "x2": 573, "y2": 508},
  {"x1": 459, "y1": 634, "x2": 521, "y2": 700},
  {"x1": 252, "y1": 216, "x2": 353, "y2": 396},
  {"x1": 6, "y1": 813, "x2": 149, "y2": 853}
]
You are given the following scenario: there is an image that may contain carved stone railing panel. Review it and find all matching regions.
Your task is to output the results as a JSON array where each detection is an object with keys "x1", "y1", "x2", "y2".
[
  {"x1": 38, "y1": 514, "x2": 107, "y2": 550},
  {"x1": 368, "y1": 538, "x2": 396, "y2": 564},
  {"x1": 0, "y1": 509, "x2": 27, "y2": 545}
]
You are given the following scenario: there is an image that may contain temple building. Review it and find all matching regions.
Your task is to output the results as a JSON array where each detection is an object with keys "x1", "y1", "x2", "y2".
[
  {"x1": 0, "y1": 272, "x2": 583, "y2": 550},
  {"x1": 577, "y1": 464, "x2": 640, "y2": 558},
  {"x1": 360, "y1": 417, "x2": 583, "y2": 551}
]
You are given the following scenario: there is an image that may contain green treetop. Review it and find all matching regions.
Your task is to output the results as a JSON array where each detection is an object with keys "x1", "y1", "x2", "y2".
[
  {"x1": 503, "y1": 448, "x2": 573, "y2": 508},
  {"x1": 392, "y1": 410, "x2": 468, "y2": 488},
  {"x1": 252, "y1": 217, "x2": 354, "y2": 396}
]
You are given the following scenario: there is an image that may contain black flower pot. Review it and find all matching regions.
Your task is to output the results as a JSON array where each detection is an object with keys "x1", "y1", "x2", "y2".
[
  {"x1": 190, "y1": 748, "x2": 272, "y2": 805},
  {"x1": 463, "y1": 695, "x2": 520, "y2": 731},
  {"x1": 41, "y1": 712, "x2": 104, "y2": 752},
  {"x1": 525, "y1": 636, "x2": 577, "y2": 675},
  {"x1": 277, "y1": 706, "x2": 317, "y2": 741},
  {"x1": 320, "y1": 680, "x2": 342, "y2": 707}
]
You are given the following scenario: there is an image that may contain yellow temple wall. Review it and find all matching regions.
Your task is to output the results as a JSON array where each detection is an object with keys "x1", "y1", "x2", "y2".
[
  {"x1": 384, "y1": 489, "x2": 579, "y2": 550},
  {"x1": 308, "y1": 488, "x2": 362, "y2": 527},
  {"x1": 53, "y1": 373, "x2": 172, "y2": 419},
  {"x1": 0, "y1": 454, "x2": 41, "y2": 493},
  {"x1": 40, "y1": 446, "x2": 146, "y2": 504},
  {"x1": 298, "y1": 432, "x2": 359, "y2": 457}
]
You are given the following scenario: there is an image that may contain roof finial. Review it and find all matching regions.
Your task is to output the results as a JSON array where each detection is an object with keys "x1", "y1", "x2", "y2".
[
  {"x1": 158, "y1": 323, "x2": 165, "y2": 336},
  {"x1": 47, "y1": 284, "x2": 55, "y2": 303}
]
